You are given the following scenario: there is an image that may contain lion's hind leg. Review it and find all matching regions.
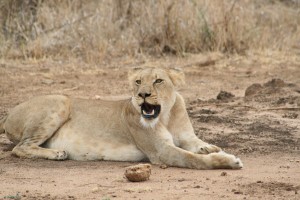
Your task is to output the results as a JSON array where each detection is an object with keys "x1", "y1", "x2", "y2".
[
  {"x1": 12, "y1": 124, "x2": 68, "y2": 160},
  {"x1": 8, "y1": 96, "x2": 71, "y2": 160}
]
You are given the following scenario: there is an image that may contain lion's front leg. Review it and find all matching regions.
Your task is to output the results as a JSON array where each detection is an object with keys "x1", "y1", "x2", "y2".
[
  {"x1": 171, "y1": 121, "x2": 221, "y2": 154},
  {"x1": 168, "y1": 98, "x2": 221, "y2": 154},
  {"x1": 128, "y1": 122, "x2": 242, "y2": 169}
]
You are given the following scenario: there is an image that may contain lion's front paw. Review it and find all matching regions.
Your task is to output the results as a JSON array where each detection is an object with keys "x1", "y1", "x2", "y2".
[
  {"x1": 209, "y1": 151, "x2": 243, "y2": 169},
  {"x1": 221, "y1": 152, "x2": 243, "y2": 169},
  {"x1": 232, "y1": 157, "x2": 243, "y2": 169},
  {"x1": 197, "y1": 144, "x2": 221, "y2": 154}
]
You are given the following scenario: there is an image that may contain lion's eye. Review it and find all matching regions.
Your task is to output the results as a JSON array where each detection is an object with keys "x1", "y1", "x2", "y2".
[
  {"x1": 154, "y1": 79, "x2": 163, "y2": 84},
  {"x1": 135, "y1": 80, "x2": 141, "y2": 85}
]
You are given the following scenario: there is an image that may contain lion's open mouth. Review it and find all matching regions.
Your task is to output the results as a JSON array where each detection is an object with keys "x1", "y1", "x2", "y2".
[{"x1": 140, "y1": 102, "x2": 161, "y2": 119}]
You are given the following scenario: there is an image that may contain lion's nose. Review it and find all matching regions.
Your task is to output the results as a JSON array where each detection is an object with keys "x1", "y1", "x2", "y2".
[{"x1": 138, "y1": 92, "x2": 151, "y2": 98}]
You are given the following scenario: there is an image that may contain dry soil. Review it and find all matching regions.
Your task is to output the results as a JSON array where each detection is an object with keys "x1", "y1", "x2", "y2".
[{"x1": 0, "y1": 52, "x2": 299, "y2": 200}]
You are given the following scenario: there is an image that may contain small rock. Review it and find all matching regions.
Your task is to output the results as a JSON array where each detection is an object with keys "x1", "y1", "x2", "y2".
[
  {"x1": 91, "y1": 186, "x2": 100, "y2": 193},
  {"x1": 220, "y1": 172, "x2": 227, "y2": 176},
  {"x1": 94, "y1": 95, "x2": 102, "y2": 100},
  {"x1": 217, "y1": 90, "x2": 235, "y2": 100},
  {"x1": 256, "y1": 180, "x2": 263, "y2": 183},
  {"x1": 159, "y1": 164, "x2": 168, "y2": 169},
  {"x1": 234, "y1": 191, "x2": 243, "y2": 195},
  {"x1": 124, "y1": 164, "x2": 151, "y2": 182},
  {"x1": 232, "y1": 189, "x2": 243, "y2": 194},
  {"x1": 41, "y1": 79, "x2": 54, "y2": 85}
]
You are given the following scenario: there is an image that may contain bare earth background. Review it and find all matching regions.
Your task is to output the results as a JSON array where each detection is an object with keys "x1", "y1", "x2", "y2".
[
  {"x1": 0, "y1": 0, "x2": 300, "y2": 199},
  {"x1": 0, "y1": 52, "x2": 299, "y2": 200}
]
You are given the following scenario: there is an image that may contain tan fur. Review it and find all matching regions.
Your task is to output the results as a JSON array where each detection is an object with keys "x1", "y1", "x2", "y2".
[{"x1": 2, "y1": 67, "x2": 243, "y2": 169}]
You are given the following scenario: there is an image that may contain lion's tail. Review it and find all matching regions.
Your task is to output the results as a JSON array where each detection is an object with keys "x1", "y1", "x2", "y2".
[{"x1": 0, "y1": 116, "x2": 7, "y2": 134}]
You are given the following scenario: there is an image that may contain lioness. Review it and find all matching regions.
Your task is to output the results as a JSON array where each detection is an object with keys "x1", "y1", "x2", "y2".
[{"x1": 0, "y1": 67, "x2": 242, "y2": 169}]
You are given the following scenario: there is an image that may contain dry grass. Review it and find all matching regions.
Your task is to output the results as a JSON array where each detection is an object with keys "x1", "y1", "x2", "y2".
[{"x1": 0, "y1": 0, "x2": 299, "y2": 63}]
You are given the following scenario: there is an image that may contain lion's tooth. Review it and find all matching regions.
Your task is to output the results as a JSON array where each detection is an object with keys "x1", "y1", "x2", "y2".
[
  {"x1": 142, "y1": 109, "x2": 155, "y2": 116},
  {"x1": 142, "y1": 110, "x2": 150, "y2": 115}
]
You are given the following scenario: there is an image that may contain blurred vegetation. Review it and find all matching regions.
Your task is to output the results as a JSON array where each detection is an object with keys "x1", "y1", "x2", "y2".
[{"x1": 0, "y1": 0, "x2": 299, "y2": 62}]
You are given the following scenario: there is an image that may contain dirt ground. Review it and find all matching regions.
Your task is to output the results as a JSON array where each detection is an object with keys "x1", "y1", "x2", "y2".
[{"x1": 0, "y1": 52, "x2": 299, "y2": 200}]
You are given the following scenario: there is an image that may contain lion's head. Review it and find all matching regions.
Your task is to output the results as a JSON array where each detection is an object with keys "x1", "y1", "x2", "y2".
[{"x1": 129, "y1": 67, "x2": 185, "y2": 126}]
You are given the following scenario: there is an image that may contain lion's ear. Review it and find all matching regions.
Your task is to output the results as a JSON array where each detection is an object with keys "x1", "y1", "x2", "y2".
[
  {"x1": 168, "y1": 68, "x2": 185, "y2": 87},
  {"x1": 128, "y1": 67, "x2": 142, "y2": 84}
]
